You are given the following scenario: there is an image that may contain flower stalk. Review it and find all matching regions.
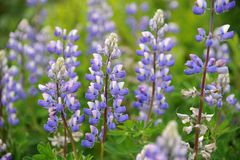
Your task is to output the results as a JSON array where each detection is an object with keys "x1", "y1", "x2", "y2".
[{"x1": 193, "y1": 0, "x2": 215, "y2": 159}]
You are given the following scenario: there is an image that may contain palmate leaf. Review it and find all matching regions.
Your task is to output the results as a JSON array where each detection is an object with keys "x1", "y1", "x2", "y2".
[{"x1": 28, "y1": 143, "x2": 57, "y2": 160}]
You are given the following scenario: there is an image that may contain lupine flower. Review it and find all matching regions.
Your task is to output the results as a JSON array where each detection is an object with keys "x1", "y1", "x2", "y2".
[
  {"x1": 177, "y1": 107, "x2": 215, "y2": 159},
  {"x1": 38, "y1": 57, "x2": 84, "y2": 133},
  {"x1": 7, "y1": 19, "x2": 50, "y2": 96},
  {"x1": 38, "y1": 27, "x2": 84, "y2": 134},
  {"x1": 125, "y1": 2, "x2": 149, "y2": 37},
  {"x1": 133, "y1": 9, "x2": 175, "y2": 123},
  {"x1": 226, "y1": 94, "x2": 240, "y2": 110},
  {"x1": 181, "y1": 0, "x2": 235, "y2": 159},
  {"x1": 193, "y1": 0, "x2": 207, "y2": 15},
  {"x1": 184, "y1": 54, "x2": 228, "y2": 75},
  {"x1": 215, "y1": 0, "x2": 236, "y2": 14},
  {"x1": 47, "y1": 26, "x2": 81, "y2": 79},
  {"x1": 136, "y1": 121, "x2": 188, "y2": 160},
  {"x1": 87, "y1": 0, "x2": 115, "y2": 53},
  {"x1": 82, "y1": 33, "x2": 128, "y2": 148},
  {"x1": 193, "y1": 0, "x2": 235, "y2": 15},
  {"x1": 0, "y1": 50, "x2": 24, "y2": 127}
]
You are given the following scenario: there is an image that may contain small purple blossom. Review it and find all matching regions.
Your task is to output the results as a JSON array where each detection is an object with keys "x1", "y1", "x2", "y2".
[
  {"x1": 215, "y1": 0, "x2": 236, "y2": 14},
  {"x1": 193, "y1": 0, "x2": 207, "y2": 15}
]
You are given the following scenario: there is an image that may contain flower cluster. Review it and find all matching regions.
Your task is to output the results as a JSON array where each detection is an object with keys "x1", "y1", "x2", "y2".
[
  {"x1": 47, "y1": 26, "x2": 81, "y2": 79},
  {"x1": 0, "y1": 139, "x2": 12, "y2": 160},
  {"x1": 184, "y1": 54, "x2": 228, "y2": 75},
  {"x1": 125, "y1": 2, "x2": 149, "y2": 37},
  {"x1": 7, "y1": 19, "x2": 50, "y2": 95},
  {"x1": 133, "y1": 9, "x2": 175, "y2": 122},
  {"x1": 38, "y1": 57, "x2": 84, "y2": 133},
  {"x1": 179, "y1": 0, "x2": 236, "y2": 159},
  {"x1": 136, "y1": 121, "x2": 188, "y2": 160},
  {"x1": 0, "y1": 50, "x2": 24, "y2": 127},
  {"x1": 39, "y1": 27, "x2": 83, "y2": 133},
  {"x1": 87, "y1": 0, "x2": 115, "y2": 53},
  {"x1": 193, "y1": 0, "x2": 235, "y2": 15},
  {"x1": 177, "y1": 108, "x2": 216, "y2": 159},
  {"x1": 82, "y1": 33, "x2": 128, "y2": 148},
  {"x1": 196, "y1": 24, "x2": 234, "y2": 47}
]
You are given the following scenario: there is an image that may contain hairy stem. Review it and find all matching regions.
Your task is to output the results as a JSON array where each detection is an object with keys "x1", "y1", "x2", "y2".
[
  {"x1": 193, "y1": 0, "x2": 214, "y2": 159},
  {"x1": 146, "y1": 51, "x2": 156, "y2": 125},
  {"x1": 56, "y1": 82, "x2": 78, "y2": 160}
]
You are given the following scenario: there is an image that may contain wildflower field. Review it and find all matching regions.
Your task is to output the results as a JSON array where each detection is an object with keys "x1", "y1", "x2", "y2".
[{"x1": 0, "y1": 0, "x2": 240, "y2": 159}]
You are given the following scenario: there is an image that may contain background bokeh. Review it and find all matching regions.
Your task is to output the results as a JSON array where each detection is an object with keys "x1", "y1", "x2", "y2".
[{"x1": 0, "y1": 0, "x2": 240, "y2": 159}]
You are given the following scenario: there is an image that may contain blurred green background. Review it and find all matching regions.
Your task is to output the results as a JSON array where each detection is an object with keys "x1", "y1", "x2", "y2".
[{"x1": 0, "y1": 0, "x2": 240, "y2": 159}]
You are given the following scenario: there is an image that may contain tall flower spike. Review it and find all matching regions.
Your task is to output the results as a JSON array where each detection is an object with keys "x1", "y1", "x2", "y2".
[
  {"x1": 0, "y1": 50, "x2": 24, "y2": 127},
  {"x1": 180, "y1": 0, "x2": 236, "y2": 159},
  {"x1": 136, "y1": 121, "x2": 188, "y2": 160},
  {"x1": 133, "y1": 9, "x2": 175, "y2": 124},
  {"x1": 87, "y1": 0, "x2": 115, "y2": 53},
  {"x1": 82, "y1": 33, "x2": 128, "y2": 152},
  {"x1": 7, "y1": 19, "x2": 50, "y2": 96},
  {"x1": 38, "y1": 27, "x2": 83, "y2": 159}
]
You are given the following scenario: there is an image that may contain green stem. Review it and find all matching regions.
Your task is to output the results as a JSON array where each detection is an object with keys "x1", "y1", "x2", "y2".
[{"x1": 100, "y1": 142, "x2": 104, "y2": 160}]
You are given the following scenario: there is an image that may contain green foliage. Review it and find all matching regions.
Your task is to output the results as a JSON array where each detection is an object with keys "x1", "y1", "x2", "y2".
[{"x1": 0, "y1": 0, "x2": 239, "y2": 159}]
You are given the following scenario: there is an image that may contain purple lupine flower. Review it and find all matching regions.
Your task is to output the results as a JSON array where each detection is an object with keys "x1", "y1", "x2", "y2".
[
  {"x1": 87, "y1": 0, "x2": 115, "y2": 53},
  {"x1": 38, "y1": 57, "x2": 84, "y2": 133},
  {"x1": 193, "y1": 0, "x2": 207, "y2": 15},
  {"x1": 226, "y1": 94, "x2": 240, "y2": 111},
  {"x1": 215, "y1": 0, "x2": 236, "y2": 14},
  {"x1": 193, "y1": 0, "x2": 235, "y2": 15},
  {"x1": 204, "y1": 28, "x2": 231, "y2": 62},
  {"x1": 180, "y1": 1, "x2": 236, "y2": 159},
  {"x1": 215, "y1": 24, "x2": 234, "y2": 41},
  {"x1": 133, "y1": 9, "x2": 175, "y2": 123},
  {"x1": 125, "y1": 2, "x2": 149, "y2": 38},
  {"x1": 47, "y1": 26, "x2": 81, "y2": 79},
  {"x1": 7, "y1": 19, "x2": 50, "y2": 96},
  {"x1": 0, "y1": 50, "x2": 23, "y2": 127},
  {"x1": 184, "y1": 54, "x2": 228, "y2": 75},
  {"x1": 136, "y1": 121, "x2": 188, "y2": 160},
  {"x1": 82, "y1": 33, "x2": 128, "y2": 148}
]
